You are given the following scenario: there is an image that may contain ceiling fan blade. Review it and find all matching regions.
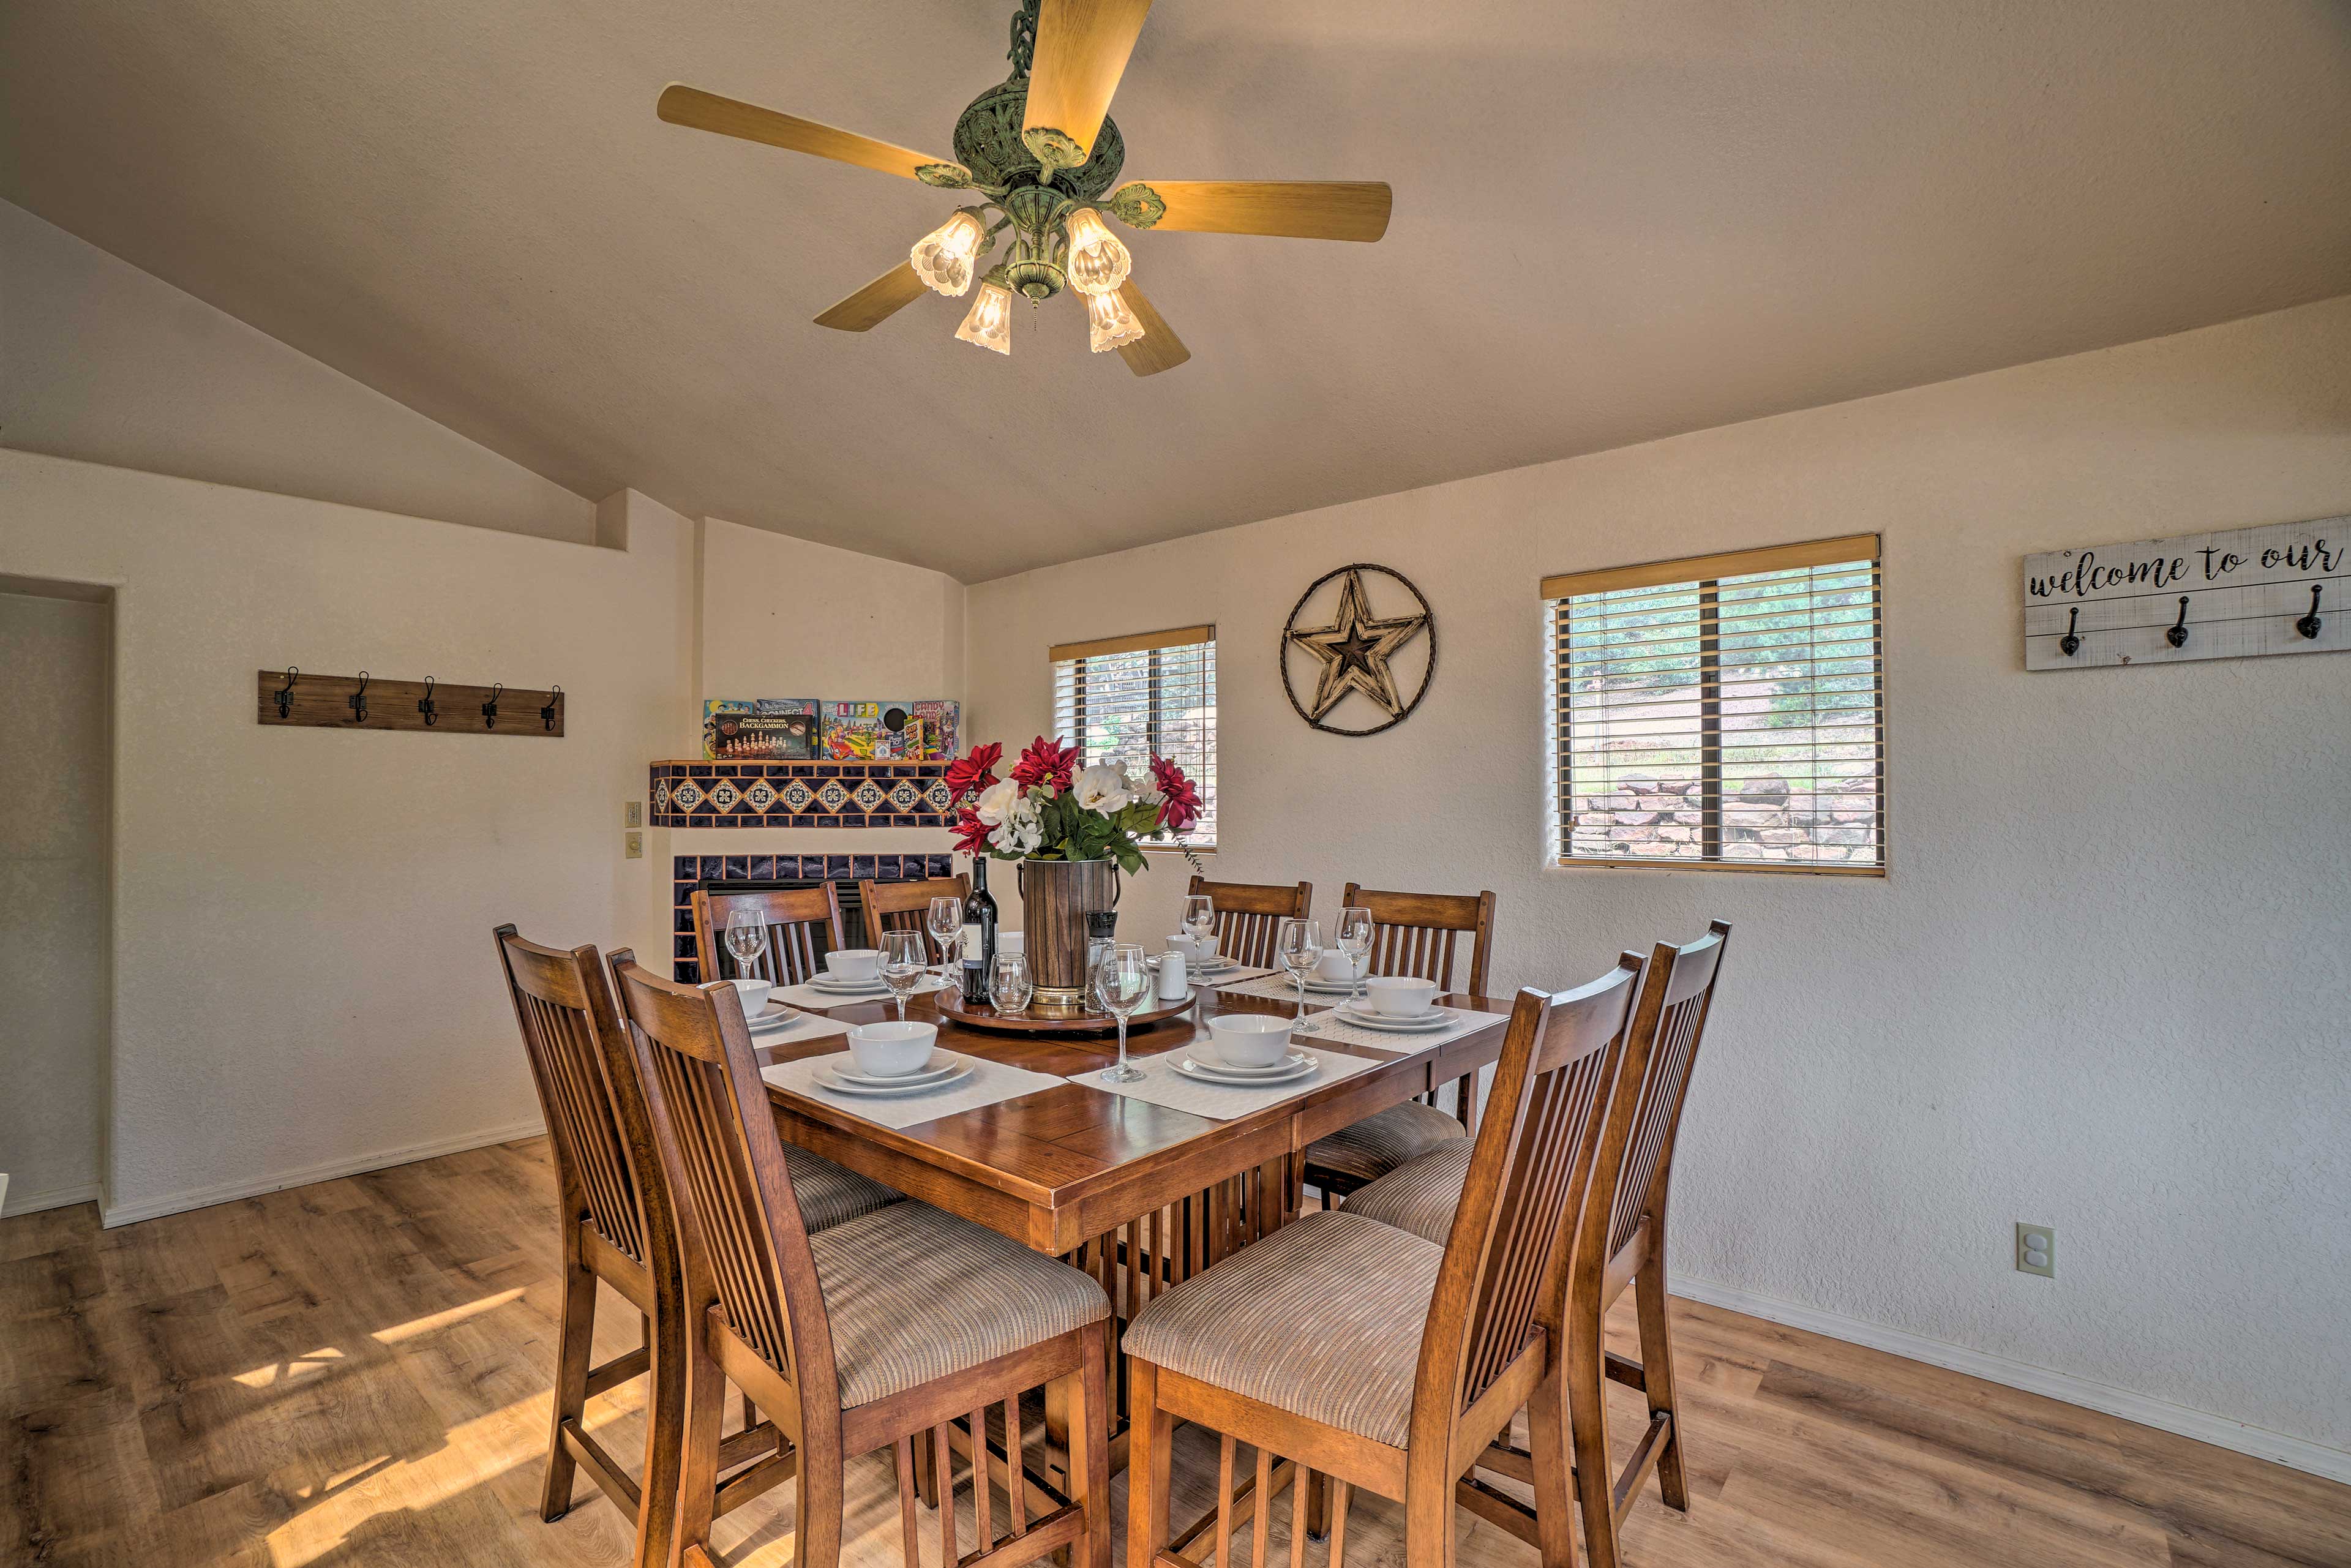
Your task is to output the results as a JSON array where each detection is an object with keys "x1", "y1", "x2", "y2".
[
  {"x1": 658, "y1": 84, "x2": 970, "y2": 186},
  {"x1": 814, "y1": 261, "x2": 929, "y2": 331},
  {"x1": 1114, "y1": 281, "x2": 1189, "y2": 377},
  {"x1": 1021, "y1": 0, "x2": 1152, "y2": 172},
  {"x1": 1109, "y1": 180, "x2": 1392, "y2": 242}
]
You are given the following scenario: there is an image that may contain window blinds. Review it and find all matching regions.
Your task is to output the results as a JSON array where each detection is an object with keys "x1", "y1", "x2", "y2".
[
  {"x1": 1049, "y1": 625, "x2": 1217, "y2": 847},
  {"x1": 1548, "y1": 536, "x2": 1884, "y2": 872}
]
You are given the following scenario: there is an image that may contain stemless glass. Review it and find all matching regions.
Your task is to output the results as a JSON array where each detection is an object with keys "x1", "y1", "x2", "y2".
[
  {"x1": 723, "y1": 906, "x2": 768, "y2": 980},
  {"x1": 1182, "y1": 894, "x2": 1216, "y2": 953},
  {"x1": 1337, "y1": 906, "x2": 1374, "y2": 1005},
  {"x1": 1095, "y1": 943, "x2": 1153, "y2": 1084},
  {"x1": 926, "y1": 895, "x2": 964, "y2": 983},
  {"x1": 880, "y1": 930, "x2": 928, "y2": 1022},
  {"x1": 989, "y1": 948, "x2": 1033, "y2": 1014},
  {"x1": 1277, "y1": 917, "x2": 1324, "y2": 1021}
]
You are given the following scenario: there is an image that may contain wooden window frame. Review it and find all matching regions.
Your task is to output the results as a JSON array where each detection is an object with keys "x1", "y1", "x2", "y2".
[
  {"x1": 1547, "y1": 536, "x2": 1887, "y2": 878},
  {"x1": 1051, "y1": 625, "x2": 1218, "y2": 852}
]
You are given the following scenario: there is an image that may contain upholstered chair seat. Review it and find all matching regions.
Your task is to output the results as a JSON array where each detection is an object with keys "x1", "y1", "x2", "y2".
[
  {"x1": 809, "y1": 1202, "x2": 1112, "y2": 1409},
  {"x1": 781, "y1": 1144, "x2": 902, "y2": 1234},
  {"x1": 1337, "y1": 1136, "x2": 1474, "y2": 1244},
  {"x1": 1303, "y1": 1101, "x2": 1465, "y2": 1187},
  {"x1": 1122, "y1": 1210, "x2": 1445, "y2": 1447}
]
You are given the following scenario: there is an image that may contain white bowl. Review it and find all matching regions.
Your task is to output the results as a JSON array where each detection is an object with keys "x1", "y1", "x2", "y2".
[
  {"x1": 724, "y1": 977, "x2": 773, "y2": 1016},
  {"x1": 847, "y1": 1020, "x2": 938, "y2": 1078},
  {"x1": 1169, "y1": 932, "x2": 1220, "y2": 962},
  {"x1": 1363, "y1": 976, "x2": 1440, "y2": 1018},
  {"x1": 826, "y1": 947, "x2": 881, "y2": 982},
  {"x1": 1205, "y1": 1013, "x2": 1294, "y2": 1067},
  {"x1": 1314, "y1": 950, "x2": 1363, "y2": 983}
]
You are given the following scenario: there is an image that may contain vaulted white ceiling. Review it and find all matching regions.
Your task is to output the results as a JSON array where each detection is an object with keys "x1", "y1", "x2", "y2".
[{"x1": 4, "y1": 1, "x2": 2348, "y2": 580}]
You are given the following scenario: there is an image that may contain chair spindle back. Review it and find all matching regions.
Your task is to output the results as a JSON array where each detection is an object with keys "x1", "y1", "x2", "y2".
[
  {"x1": 859, "y1": 873, "x2": 971, "y2": 949},
  {"x1": 493, "y1": 925, "x2": 648, "y2": 1265},
  {"x1": 1604, "y1": 921, "x2": 1732, "y2": 1258},
  {"x1": 692, "y1": 883, "x2": 847, "y2": 986},
  {"x1": 607, "y1": 954, "x2": 840, "y2": 1415},
  {"x1": 1342, "y1": 883, "x2": 1496, "y2": 996},
  {"x1": 1187, "y1": 876, "x2": 1311, "y2": 969}
]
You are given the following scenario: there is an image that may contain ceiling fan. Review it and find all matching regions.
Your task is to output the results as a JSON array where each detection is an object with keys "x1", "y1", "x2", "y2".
[{"x1": 656, "y1": 0, "x2": 1392, "y2": 375}]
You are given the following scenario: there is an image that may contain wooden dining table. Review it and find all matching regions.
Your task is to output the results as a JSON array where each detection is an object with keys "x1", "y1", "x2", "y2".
[{"x1": 750, "y1": 978, "x2": 1511, "y2": 1484}]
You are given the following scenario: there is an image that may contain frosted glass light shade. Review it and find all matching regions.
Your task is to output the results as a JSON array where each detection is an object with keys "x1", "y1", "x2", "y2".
[
  {"x1": 955, "y1": 281, "x2": 1014, "y2": 354},
  {"x1": 1063, "y1": 206, "x2": 1132, "y2": 296},
  {"x1": 1085, "y1": 288, "x2": 1144, "y2": 353},
  {"x1": 911, "y1": 211, "x2": 988, "y2": 297}
]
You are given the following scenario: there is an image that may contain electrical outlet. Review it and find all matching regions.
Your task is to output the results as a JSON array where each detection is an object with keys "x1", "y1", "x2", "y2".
[
  {"x1": 624, "y1": 831, "x2": 643, "y2": 860},
  {"x1": 2015, "y1": 1222, "x2": 2055, "y2": 1278},
  {"x1": 624, "y1": 801, "x2": 642, "y2": 828}
]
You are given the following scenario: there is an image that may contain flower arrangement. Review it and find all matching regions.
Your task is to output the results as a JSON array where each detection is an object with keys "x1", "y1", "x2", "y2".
[{"x1": 945, "y1": 737, "x2": 1203, "y2": 874}]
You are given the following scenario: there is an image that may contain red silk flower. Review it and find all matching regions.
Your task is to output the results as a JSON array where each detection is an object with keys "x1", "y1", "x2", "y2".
[
  {"x1": 1150, "y1": 756, "x2": 1202, "y2": 835},
  {"x1": 943, "y1": 741, "x2": 1002, "y2": 803},
  {"x1": 950, "y1": 803, "x2": 993, "y2": 856},
  {"x1": 1011, "y1": 735, "x2": 1079, "y2": 794}
]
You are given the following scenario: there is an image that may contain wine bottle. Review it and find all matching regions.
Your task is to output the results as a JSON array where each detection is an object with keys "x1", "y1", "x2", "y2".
[{"x1": 966, "y1": 857, "x2": 999, "y2": 1002}]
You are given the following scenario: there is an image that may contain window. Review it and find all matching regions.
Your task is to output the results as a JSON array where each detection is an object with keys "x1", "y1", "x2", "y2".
[
  {"x1": 1547, "y1": 536, "x2": 1884, "y2": 873},
  {"x1": 1051, "y1": 625, "x2": 1217, "y2": 848}
]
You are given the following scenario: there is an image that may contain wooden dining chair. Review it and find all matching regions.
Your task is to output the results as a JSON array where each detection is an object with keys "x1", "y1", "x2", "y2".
[
  {"x1": 858, "y1": 872, "x2": 970, "y2": 950},
  {"x1": 1342, "y1": 920, "x2": 1734, "y2": 1568},
  {"x1": 1124, "y1": 956, "x2": 1644, "y2": 1568},
  {"x1": 1185, "y1": 875, "x2": 1312, "y2": 969},
  {"x1": 1302, "y1": 885, "x2": 1498, "y2": 1202},
  {"x1": 607, "y1": 953, "x2": 1112, "y2": 1568},
  {"x1": 693, "y1": 883, "x2": 850, "y2": 986}
]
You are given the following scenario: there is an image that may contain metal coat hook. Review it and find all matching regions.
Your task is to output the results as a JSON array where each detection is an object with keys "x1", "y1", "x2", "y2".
[
  {"x1": 2058, "y1": 608, "x2": 2081, "y2": 658},
  {"x1": 481, "y1": 682, "x2": 503, "y2": 729},
  {"x1": 274, "y1": 667, "x2": 299, "y2": 718},
  {"x1": 418, "y1": 676, "x2": 438, "y2": 727},
  {"x1": 2296, "y1": 584, "x2": 2323, "y2": 640},
  {"x1": 541, "y1": 685, "x2": 562, "y2": 732},
  {"x1": 348, "y1": 670, "x2": 370, "y2": 723},
  {"x1": 2165, "y1": 597, "x2": 2190, "y2": 649}
]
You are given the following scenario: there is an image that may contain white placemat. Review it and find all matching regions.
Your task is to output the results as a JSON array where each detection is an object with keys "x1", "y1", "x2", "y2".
[
  {"x1": 1290, "y1": 1007, "x2": 1492, "y2": 1056},
  {"x1": 770, "y1": 975, "x2": 952, "y2": 1011},
  {"x1": 1204, "y1": 971, "x2": 1349, "y2": 1009},
  {"x1": 1185, "y1": 963, "x2": 1281, "y2": 989},
  {"x1": 1065, "y1": 1045, "x2": 1386, "y2": 1120},
  {"x1": 744, "y1": 1008, "x2": 851, "y2": 1050},
  {"x1": 761, "y1": 1051, "x2": 1067, "y2": 1130}
]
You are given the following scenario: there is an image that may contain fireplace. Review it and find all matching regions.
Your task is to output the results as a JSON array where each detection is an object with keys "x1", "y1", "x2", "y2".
[{"x1": 671, "y1": 852, "x2": 951, "y2": 981}]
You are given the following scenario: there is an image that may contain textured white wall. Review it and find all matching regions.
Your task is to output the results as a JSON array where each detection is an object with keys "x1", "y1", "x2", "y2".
[
  {"x1": 0, "y1": 200, "x2": 596, "y2": 544},
  {"x1": 966, "y1": 297, "x2": 2351, "y2": 1458},
  {"x1": 0, "y1": 455, "x2": 692, "y2": 1220},
  {"x1": 0, "y1": 589, "x2": 111, "y2": 1213}
]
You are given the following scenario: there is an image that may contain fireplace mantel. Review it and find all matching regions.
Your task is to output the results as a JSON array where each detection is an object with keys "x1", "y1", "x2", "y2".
[{"x1": 650, "y1": 758, "x2": 953, "y2": 830}]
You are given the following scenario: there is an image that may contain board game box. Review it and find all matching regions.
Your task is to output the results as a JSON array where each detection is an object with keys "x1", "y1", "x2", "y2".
[
  {"x1": 821, "y1": 699, "x2": 959, "y2": 760},
  {"x1": 703, "y1": 698, "x2": 821, "y2": 760}
]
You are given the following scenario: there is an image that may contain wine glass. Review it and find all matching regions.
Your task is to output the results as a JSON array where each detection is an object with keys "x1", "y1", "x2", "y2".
[
  {"x1": 1277, "y1": 917, "x2": 1323, "y2": 1021},
  {"x1": 1095, "y1": 943, "x2": 1153, "y2": 1084},
  {"x1": 880, "y1": 930, "x2": 928, "y2": 1022},
  {"x1": 926, "y1": 895, "x2": 964, "y2": 983},
  {"x1": 1337, "y1": 906, "x2": 1374, "y2": 1005},
  {"x1": 1182, "y1": 894, "x2": 1216, "y2": 958},
  {"x1": 989, "y1": 949, "x2": 1033, "y2": 1014},
  {"x1": 723, "y1": 906, "x2": 768, "y2": 980}
]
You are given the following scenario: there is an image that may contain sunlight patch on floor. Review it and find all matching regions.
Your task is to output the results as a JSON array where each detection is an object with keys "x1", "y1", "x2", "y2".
[
  {"x1": 370, "y1": 1286, "x2": 527, "y2": 1345},
  {"x1": 233, "y1": 1345, "x2": 343, "y2": 1388}
]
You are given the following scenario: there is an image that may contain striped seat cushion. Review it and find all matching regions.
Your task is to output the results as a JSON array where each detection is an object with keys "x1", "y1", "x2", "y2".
[
  {"x1": 782, "y1": 1143, "x2": 902, "y2": 1234},
  {"x1": 1122, "y1": 1210, "x2": 1442, "y2": 1447},
  {"x1": 1304, "y1": 1100, "x2": 1466, "y2": 1185},
  {"x1": 1340, "y1": 1138, "x2": 1473, "y2": 1246},
  {"x1": 810, "y1": 1202, "x2": 1111, "y2": 1410}
]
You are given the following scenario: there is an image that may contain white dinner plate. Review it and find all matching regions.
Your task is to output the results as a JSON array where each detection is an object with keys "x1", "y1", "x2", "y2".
[
  {"x1": 1182, "y1": 1048, "x2": 1312, "y2": 1079},
  {"x1": 829, "y1": 1054, "x2": 961, "y2": 1089},
  {"x1": 815, "y1": 1053, "x2": 975, "y2": 1096},
  {"x1": 1190, "y1": 957, "x2": 1240, "y2": 975},
  {"x1": 1176, "y1": 1052, "x2": 1318, "y2": 1087},
  {"x1": 1332, "y1": 1004, "x2": 1454, "y2": 1033},
  {"x1": 1298, "y1": 977, "x2": 1362, "y2": 996},
  {"x1": 809, "y1": 977, "x2": 891, "y2": 996},
  {"x1": 747, "y1": 1005, "x2": 800, "y2": 1033}
]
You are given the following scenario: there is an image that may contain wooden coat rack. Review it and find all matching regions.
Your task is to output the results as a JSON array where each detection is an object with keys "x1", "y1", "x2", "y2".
[{"x1": 256, "y1": 669, "x2": 564, "y2": 737}]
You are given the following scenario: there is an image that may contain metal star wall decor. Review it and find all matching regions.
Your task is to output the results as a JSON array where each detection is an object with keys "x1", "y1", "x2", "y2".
[{"x1": 1280, "y1": 563, "x2": 1437, "y2": 736}]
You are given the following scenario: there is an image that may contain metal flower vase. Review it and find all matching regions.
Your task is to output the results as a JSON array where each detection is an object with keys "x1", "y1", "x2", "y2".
[{"x1": 1018, "y1": 858, "x2": 1120, "y2": 1010}]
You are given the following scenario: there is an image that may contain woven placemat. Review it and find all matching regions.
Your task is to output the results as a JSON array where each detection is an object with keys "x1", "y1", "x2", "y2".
[
  {"x1": 1064, "y1": 1045, "x2": 1385, "y2": 1121},
  {"x1": 761, "y1": 1051, "x2": 1066, "y2": 1131},
  {"x1": 1289, "y1": 1007, "x2": 1489, "y2": 1056}
]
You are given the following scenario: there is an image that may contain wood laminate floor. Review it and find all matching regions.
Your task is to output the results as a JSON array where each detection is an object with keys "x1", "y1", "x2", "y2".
[{"x1": 4, "y1": 1137, "x2": 2346, "y2": 1567}]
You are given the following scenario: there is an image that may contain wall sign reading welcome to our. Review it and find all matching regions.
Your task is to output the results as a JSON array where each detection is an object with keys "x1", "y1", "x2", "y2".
[{"x1": 2023, "y1": 513, "x2": 2345, "y2": 670}]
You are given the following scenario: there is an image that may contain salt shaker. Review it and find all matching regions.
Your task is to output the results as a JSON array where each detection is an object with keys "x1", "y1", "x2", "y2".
[{"x1": 1157, "y1": 948, "x2": 1188, "y2": 1000}]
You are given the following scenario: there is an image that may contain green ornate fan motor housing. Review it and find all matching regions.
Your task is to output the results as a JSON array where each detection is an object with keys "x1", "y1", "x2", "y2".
[{"x1": 912, "y1": 0, "x2": 1163, "y2": 302}]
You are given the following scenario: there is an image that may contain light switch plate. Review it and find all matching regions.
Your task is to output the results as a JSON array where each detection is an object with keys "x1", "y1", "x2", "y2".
[
  {"x1": 624, "y1": 801, "x2": 642, "y2": 828},
  {"x1": 2015, "y1": 1222, "x2": 2055, "y2": 1278},
  {"x1": 624, "y1": 831, "x2": 643, "y2": 860}
]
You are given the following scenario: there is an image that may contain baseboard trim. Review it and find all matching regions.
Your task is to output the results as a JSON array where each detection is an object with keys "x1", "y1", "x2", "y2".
[
  {"x1": 97, "y1": 1119, "x2": 547, "y2": 1229},
  {"x1": 1, "y1": 1180, "x2": 105, "y2": 1220},
  {"x1": 1670, "y1": 1272, "x2": 2351, "y2": 1486}
]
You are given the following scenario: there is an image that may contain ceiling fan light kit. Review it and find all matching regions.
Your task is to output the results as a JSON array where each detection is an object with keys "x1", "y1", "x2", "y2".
[{"x1": 656, "y1": 0, "x2": 1391, "y2": 375}]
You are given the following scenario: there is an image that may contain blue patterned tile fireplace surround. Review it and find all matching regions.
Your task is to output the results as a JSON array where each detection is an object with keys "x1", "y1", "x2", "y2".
[
  {"x1": 672, "y1": 852, "x2": 953, "y2": 983},
  {"x1": 651, "y1": 759, "x2": 953, "y2": 830}
]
